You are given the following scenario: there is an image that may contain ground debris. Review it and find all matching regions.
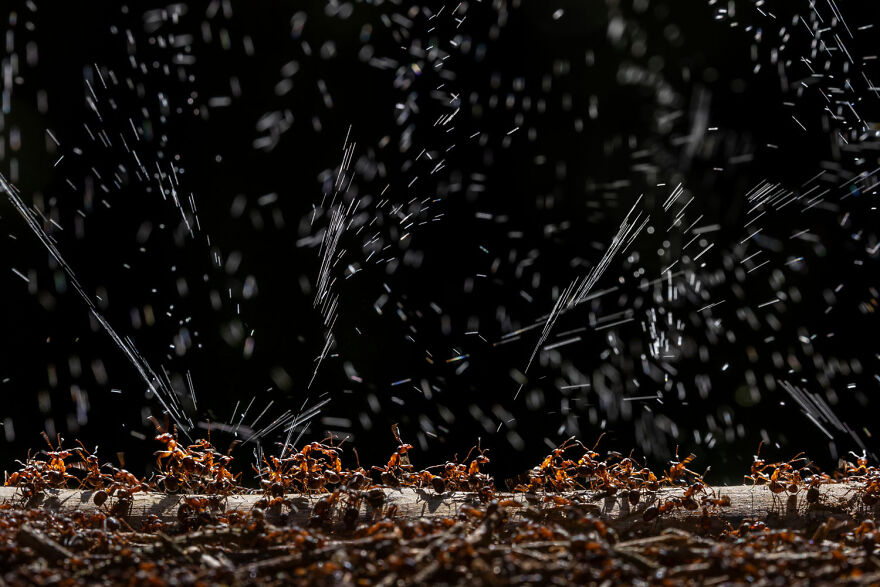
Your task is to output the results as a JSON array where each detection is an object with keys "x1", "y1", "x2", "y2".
[{"x1": 2, "y1": 497, "x2": 879, "y2": 585}]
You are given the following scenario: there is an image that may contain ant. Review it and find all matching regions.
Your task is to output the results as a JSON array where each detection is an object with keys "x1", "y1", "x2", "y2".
[
  {"x1": 663, "y1": 446, "x2": 699, "y2": 486},
  {"x1": 371, "y1": 424, "x2": 414, "y2": 488},
  {"x1": 309, "y1": 490, "x2": 345, "y2": 527},
  {"x1": 642, "y1": 495, "x2": 695, "y2": 523},
  {"x1": 68, "y1": 441, "x2": 113, "y2": 491},
  {"x1": 464, "y1": 440, "x2": 493, "y2": 494}
]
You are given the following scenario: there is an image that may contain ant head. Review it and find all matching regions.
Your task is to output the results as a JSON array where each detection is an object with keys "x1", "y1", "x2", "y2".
[{"x1": 848, "y1": 450, "x2": 867, "y2": 463}]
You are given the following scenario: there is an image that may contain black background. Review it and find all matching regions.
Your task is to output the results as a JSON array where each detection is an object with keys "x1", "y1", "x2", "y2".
[{"x1": 2, "y1": 1, "x2": 879, "y2": 484}]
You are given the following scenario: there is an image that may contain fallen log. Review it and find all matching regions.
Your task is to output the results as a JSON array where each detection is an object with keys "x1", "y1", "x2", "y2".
[{"x1": 1, "y1": 483, "x2": 875, "y2": 532}]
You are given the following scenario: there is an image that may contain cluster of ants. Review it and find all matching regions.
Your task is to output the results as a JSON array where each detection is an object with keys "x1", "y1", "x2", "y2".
[
  {"x1": 506, "y1": 435, "x2": 731, "y2": 523},
  {"x1": 4, "y1": 432, "x2": 146, "y2": 517},
  {"x1": 6, "y1": 427, "x2": 880, "y2": 526},
  {"x1": 4, "y1": 416, "x2": 248, "y2": 498},
  {"x1": 743, "y1": 441, "x2": 833, "y2": 505},
  {"x1": 252, "y1": 424, "x2": 496, "y2": 529},
  {"x1": 741, "y1": 441, "x2": 880, "y2": 511},
  {"x1": 2, "y1": 423, "x2": 497, "y2": 528},
  {"x1": 837, "y1": 449, "x2": 880, "y2": 508},
  {"x1": 254, "y1": 424, "x2": 493, "y2": 496}
]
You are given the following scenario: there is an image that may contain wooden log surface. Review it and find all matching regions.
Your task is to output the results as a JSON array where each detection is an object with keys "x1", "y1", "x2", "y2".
[{"x1": 1, "y1": 484, "x2": 876, "y2": 532}]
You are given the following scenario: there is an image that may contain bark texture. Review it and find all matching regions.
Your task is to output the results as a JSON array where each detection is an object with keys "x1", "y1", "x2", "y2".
[{"x1": 0, "y1": 484, "x2": 873, "y2": 531}]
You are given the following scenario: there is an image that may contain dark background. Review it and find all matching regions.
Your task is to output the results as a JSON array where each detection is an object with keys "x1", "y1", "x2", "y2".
[{"x1": 1, "y1": 0, "x2": 879, "y2": 484}]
